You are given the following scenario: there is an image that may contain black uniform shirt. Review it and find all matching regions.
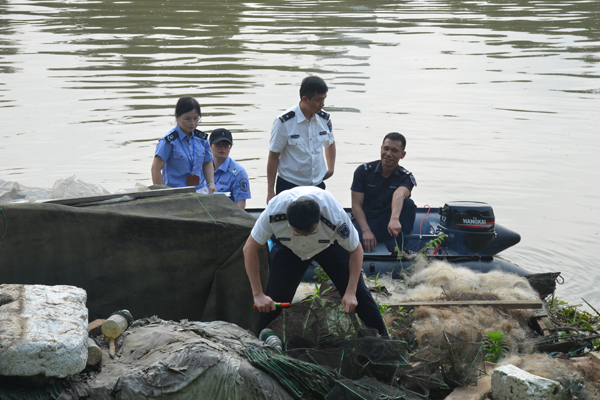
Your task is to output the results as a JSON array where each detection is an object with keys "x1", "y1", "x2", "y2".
[{"x1": 351, "y1": 160, "x2": 416, "y2": 219}]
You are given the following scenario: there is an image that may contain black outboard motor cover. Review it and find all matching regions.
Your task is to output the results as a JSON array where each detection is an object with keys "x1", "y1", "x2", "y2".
[{"x1": 439, "y1": 201, "x2": 495, "y2": 254}]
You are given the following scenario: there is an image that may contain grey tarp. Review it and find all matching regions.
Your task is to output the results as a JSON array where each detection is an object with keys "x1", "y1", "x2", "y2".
[
  {"x1": 0, "y1": 193, "x2": 268, "y2": 333},
  {"x1": 60, "y1": 318, "x2": 294, "y2": 400}
]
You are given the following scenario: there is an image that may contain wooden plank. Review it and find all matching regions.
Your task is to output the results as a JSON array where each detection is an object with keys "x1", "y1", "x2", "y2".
[
  {"x1": 385, "y1": 300, "x2": 543, "y2": 311},
  {"x1": 590, "y1": 351, "x2": 600, "y2": 365},
  {"x1": 536, "y1": 317, "x2": 553, "y2": 336},
  {"x1": 42, "y1": 186, "x2": 196, "y2": 206},
  {"x1": 445, "y1": 375, "x2": 491, "y2": 400}
]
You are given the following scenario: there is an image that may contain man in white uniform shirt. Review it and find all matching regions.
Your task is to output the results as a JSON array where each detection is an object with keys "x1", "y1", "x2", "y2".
[
  {"x1": 266, "y1": 76, "x2": 336, "y2": 203},
  {"x1": 243, "y1": 186, "x2": 388, "y2": 337}
]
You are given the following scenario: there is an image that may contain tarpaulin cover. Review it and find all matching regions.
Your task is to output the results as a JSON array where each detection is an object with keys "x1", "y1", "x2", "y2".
[
  {"x1": 0, "y1": 192, "x2": 268, "y2": 333},
  {"x1": 60, "y1": 318, "x2": 294, "y2": 400}
]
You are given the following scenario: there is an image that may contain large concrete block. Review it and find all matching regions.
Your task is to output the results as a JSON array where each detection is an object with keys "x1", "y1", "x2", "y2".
[
  {"x1": 0, "y1": 284, "x2": 88, "y2": 378},
  {"x1": 491, "y1": 364, "x2": 564, "y2": 400}
]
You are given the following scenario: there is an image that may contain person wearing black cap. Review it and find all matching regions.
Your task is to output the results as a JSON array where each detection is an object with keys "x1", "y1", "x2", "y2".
[{"x1": 209, "y1": 128, "x2": 251, "y2": 209}]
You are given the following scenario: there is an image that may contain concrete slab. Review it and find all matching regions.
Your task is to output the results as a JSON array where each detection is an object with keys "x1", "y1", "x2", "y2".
[
  {"x1": 0, "y1": 284, "x2": 88, "y2": 378},
  {"x1": 491, "y1": 364, "x2": 564, "y2": 400}
]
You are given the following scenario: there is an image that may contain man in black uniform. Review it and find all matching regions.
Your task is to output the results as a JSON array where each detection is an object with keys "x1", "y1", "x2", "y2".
[{"x1": 351, "y1": 132, "x2": 417, "y2": 253}]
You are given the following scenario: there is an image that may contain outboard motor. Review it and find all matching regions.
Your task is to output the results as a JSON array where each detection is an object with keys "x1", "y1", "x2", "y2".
[{"x1": 439, "y1": 201, "x2": 496, "y2": 254}]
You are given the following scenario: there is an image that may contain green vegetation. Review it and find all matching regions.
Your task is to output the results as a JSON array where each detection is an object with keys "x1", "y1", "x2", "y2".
[
  {"x1": 417, "y1": 234, "x2": 449, "y2": 259},
  {"x1": 366, "y1": 272, "x2": 384, "y2": 293},
  {"x1": 547, "y1": 297, "x2": 600, "y2": 352},
  {"x1": 483, "y1": 331, "x2": 510, "y2": 363},
  {"x1": 302, "y1": 283, "x2": 332, "y2": 303}
]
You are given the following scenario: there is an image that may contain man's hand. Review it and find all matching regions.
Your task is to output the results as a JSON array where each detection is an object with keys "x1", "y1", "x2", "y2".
[
  {"x1": 361, "y1": 230, "x2": 377, "y2": 253},
  {"x1": 388, "y1": 219, "x2": 402, "y2": 238},
  {"x1": 323, "y1": 168, "x2": 334, "y2": 181},
  {"x1": 254, "y1": 293, "x2": 276, "y2": 312},
  {"x1": 266, "y1": 190, "x2": 276, "y2": 204},
  {"x1": 341, "y1": 292, "x2": 358, "y2": 313}
]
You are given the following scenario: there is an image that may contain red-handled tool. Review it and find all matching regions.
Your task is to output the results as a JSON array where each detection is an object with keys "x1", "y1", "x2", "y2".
[{"x1": 253, "y1": 302, "x2": 291, "y2": 309}]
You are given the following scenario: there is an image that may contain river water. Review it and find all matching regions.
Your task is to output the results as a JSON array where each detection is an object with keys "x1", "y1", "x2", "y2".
[{"x1": 1, "y1": 0, "x2": 599, "y2": 306}]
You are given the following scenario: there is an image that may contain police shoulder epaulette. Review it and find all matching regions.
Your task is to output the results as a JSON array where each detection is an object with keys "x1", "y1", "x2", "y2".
[
  {"x1": 397, "y1": 166, "x2": 408, "y2": 174},
  {"x1": 363, "y1": 162, "x2": 373, "y2": 171},
  {"x1": 317, "y1": 110, "x2": 330, "y2": 120},
  {"x1": 269, "y1": 214, "x2": 287, "y2": 223},
  {"x1": 164, "y1": 131, "x2": 178, "y2": 143},
  {"x1": 227, "y1": 163, "x2": 239, "y2": 176},
  {"x1": 320, "y1": 214, "x2": 336, "y2": 231},
  {"x1": 193, "y1": 129, "x2": 208, "y2": 139},
  {"x1": 278, "y1": 111, "x2": 295, "y2": 123}
]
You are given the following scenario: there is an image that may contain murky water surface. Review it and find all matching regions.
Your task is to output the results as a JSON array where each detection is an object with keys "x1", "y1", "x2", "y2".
[{"x1": 1, "y1": 0, "x2": 599, "y2": 305}]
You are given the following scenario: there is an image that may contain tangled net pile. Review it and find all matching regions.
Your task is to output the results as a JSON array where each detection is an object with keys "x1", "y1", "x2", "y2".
[{"x1": 242, "y1": 293, "x2": 487, "y2": 399}]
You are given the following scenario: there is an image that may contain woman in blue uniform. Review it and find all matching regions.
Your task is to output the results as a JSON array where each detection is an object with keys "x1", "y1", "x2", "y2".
[{"x1": 151, "y1": 97, "x2": 216, "y2": 193}]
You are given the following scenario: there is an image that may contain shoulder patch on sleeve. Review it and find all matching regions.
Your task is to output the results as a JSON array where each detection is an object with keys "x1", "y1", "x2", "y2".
[
  {"x1": 317, "y1": 110, "x2": 330, "y2": 120},
  {"x1": 320, "y1": 215, "x2": 336, "y2": 231},
  {"x1": 165, "y1": 131, "x2": 178, "y2": 143},
  {"x1": 337, "y1": 223, "x2": 350, "y2": 239},
  {"x1": 193, "y1": 129, "x2": 208, "y2": 139},
  {"x1": 278, "y1": 111, "x2": 295, "y2": 123},
  {"x1": 239, "y1": 178, "x2": 249, "y2": 192},
  {"x1": 410, "y1": 174, "x2": 417, "y2": 187},
  {"x1": 400, "y1": 167, "x2": 416, "y2": 186},
  {"x1": 269, "y1": 213, "x2": 287, "y2": 223}
]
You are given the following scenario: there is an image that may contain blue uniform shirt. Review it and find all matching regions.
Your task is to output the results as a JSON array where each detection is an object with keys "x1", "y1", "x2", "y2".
[
  {"x1": 154, "y1": 125, "x2": 213, "y2": 190},
  {"x1": 214, "y1": 156, "x2": 251, "y2": 202}
]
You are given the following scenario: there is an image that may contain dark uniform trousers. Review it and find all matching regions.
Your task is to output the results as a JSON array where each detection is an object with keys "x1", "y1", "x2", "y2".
[
  {"x1": 354, "y1": 197, "x2": 417, "y2": 252},
  {"x1": 260, "y1": 239, "x2": 389, "y2": 337},
  {"x1": 276, "y1": 176, "x2": 326, "y2": 195}
]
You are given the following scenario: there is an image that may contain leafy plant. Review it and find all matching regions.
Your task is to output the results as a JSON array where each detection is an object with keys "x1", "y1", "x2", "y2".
[
  {"x1": 483, "y1": 331, "x2": 510, "y2": 363},
  {"x1": 378, "y1": 302, "x2": 391, "y2": 315},
  {"x1": 302, "y1": 283, "x2": 332, "y2": 303},
  {"x1": 418, "y1": 234, "x2": 449, "y2": 258},
  {"x1": 366, "y1": 272, "x2": 384, "y2": 292},
  {"x1": 393, "y1": 306, "x2": 410, "y2": 323},
  {"x1": 392, "y1": 235, "x2": 405, "y2": 263}
]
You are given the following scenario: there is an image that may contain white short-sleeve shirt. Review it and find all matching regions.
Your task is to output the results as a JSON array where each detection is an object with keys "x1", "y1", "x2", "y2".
[
  {"x1": 251, "y1": 187, "x2": 359, "y2": 260},
  {"x1": 269, "y1": 103, "x2": 335, "y2": 186}
]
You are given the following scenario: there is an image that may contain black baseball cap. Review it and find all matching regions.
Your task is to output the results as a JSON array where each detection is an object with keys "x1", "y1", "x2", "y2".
[{"x1": 209, "y1": 128, "x2": 233, "y2": 144}]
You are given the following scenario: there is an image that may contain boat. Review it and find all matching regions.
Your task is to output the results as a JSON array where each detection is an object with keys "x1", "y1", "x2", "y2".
[{"x1": 247, "y1": 200, "x2": 530, "y2": 281}]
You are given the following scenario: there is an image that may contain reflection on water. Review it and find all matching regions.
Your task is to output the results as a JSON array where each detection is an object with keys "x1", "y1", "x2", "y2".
[{"x1": 1, "y1": 0, "x2": 599, "y2": 305}]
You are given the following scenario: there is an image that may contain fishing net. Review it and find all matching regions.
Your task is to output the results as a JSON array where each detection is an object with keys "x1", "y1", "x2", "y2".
[
  {"x1": 242, "y1": 347, "x2": 416, "y2": 400},
  {"x1": 325, "y1": 376, "x2": 411, "y2": 400},
  {"x1": 524, "y1": 272, "x2": 562, "y2": 299},
  {"x1": 287, "y1": 337, "x2": 410, "y2": 383},
  {"x1": 262, "y1": 290, "x2": 488, "y2": 399},
  {"x1": 396, "y1": 332, "x2": 485, "y2": 397},
  {"x1": 268, "y1": 295, "x2": 378, "y2": 346}
]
